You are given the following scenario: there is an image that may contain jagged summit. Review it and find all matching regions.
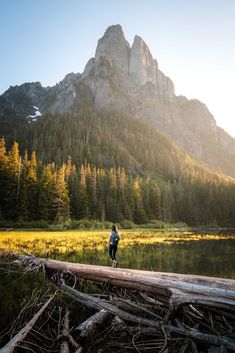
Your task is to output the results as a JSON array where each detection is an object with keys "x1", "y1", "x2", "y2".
[
  {"x1": 1, "y1": 24, "x2": 235, "y2": 178},
  {"x1": 129, "y1": 35, "x2": 157, "y2": 85},
  {"x1": 95, "y1": 24, "x2": 130, "y2": 75},
  {"x1": 103, "y1": 24, "x2": 124, "y2": 35},
  {"x1": 93, "y1": 24, "x2": 174, "y2": 91}
]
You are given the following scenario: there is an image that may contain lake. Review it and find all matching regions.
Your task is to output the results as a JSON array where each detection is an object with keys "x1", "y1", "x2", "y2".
[
  {"x1": 1, "y1": 229, "x2": 235, "y2": 279},
  {"x1": 0, "y1": 229, "x2": 235, "y2": 351}
]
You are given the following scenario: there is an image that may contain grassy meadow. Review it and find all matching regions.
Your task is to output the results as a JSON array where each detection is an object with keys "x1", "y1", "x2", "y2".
[{"x1": 0, "y1": 229, "x2": 234, "y2": 257}]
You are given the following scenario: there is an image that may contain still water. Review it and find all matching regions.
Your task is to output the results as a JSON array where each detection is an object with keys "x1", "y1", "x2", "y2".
[
  {"x1": 58, "y1": 231, "x2": 235, "y2": 280},
  {"x1": 0, "y1": 230, "x2": 235, "y2": 336}
]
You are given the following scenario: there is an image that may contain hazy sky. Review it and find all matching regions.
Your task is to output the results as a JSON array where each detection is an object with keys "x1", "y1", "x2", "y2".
[{"x1": 1, "y1": 0, "x2": 235, "y2": 137}]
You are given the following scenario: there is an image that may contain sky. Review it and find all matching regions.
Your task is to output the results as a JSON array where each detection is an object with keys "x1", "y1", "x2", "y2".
[{"x1": 1, "y1": 0, "x2": 235, "y2": 138}]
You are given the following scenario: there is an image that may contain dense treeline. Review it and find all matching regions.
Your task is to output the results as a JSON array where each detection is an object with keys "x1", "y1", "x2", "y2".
[
  {"x1": 0, "y1": 138, "x2": 234, "y2": 226},
  {"x1": 12, "y1": 106, "x2": 197, "y2": 178}
]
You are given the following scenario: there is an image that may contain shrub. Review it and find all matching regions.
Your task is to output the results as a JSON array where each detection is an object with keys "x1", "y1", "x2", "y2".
[
  {"x1": 48, "y1": 218, "x2": 72, "y2": 231},
  {"x1": 70, "y1": 219, "x2": 112, "y2": 230},
  {"x1": 118, "y1": 220, "x2": 137, "y2": 229}
]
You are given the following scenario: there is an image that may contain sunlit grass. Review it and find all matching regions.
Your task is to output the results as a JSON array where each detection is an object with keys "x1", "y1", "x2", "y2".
[{"x1": 0, "y1": 230, "x2": 234, "y2": 256}]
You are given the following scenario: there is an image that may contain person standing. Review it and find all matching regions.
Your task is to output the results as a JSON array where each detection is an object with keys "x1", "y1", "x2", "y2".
[{"x1": 109, "y1": 224, "x2": 120, "y2": 267}]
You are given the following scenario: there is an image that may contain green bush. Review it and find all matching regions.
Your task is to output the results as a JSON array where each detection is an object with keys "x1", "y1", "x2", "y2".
[
  {"x1": 70, "y1": 219, "x2": 112, "y2": 230},
  {"x1": 48, "y1": 218, "x2": 72, "y2": 231},
  {"x1": 0, "y1": 219, "x2": 50, "y2": 229},
  {"x1": 170, "y1": 222, "x2": 188, "y2": 229},
  {"x1": 0, "y1": 220, "x2": 14, "y2": 229},
  {"x1": 118, "y1": 220, "x2": 137, "y2": 229},
  {"x1": 139, "y1": 220, "x2": 165, "y2": 229}
]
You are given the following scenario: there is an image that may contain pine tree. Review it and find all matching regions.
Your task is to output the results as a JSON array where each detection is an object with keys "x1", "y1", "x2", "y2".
[
  {"x1": 77, "y1": 164, "x2": 89, "y2": 219},
  {"x1": 17, "y1": 152, "x2": 29, "y2": 221},
  {"x1": 52, "y1": 164, "x2": 70, "y2": 221},
  {"x1": 39, "y1": 165, "x2": 55, "y2": 221},
  {"x1": 6, "y1": 142, "x2": 21, "y2": 219},
  {"x1": 65, "y1": 157, "x2": 79, "y2": 219},
  {"x1": 0, "y1": 138, "x2": 9, "y2": 219},
  {"x1": 106, "y1": 167, "x2": 119, "y2": 221},
  {"x1": 132, "y1": 177, "x2": 147, "y2": 224}
]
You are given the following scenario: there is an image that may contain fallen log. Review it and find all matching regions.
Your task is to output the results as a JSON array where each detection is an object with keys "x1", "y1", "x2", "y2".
[
  {"x1": 61, "y1": 283, "x2": 159, "y2": 328},
  {"x1": 60, "y1": 310, "x2": 70, "y2": 353},
  {"x1": 60, "y1": 309, "x2": 83, "y2": 353},
  {"x1": 12, "y1": 255, "x2": 235, "y2": 311},
  {"x1": 0, "y1": 291, "x2": 57, "y2": 353},
  {"x1": 77, "y1": 309, "x2": 110, "y2": 337},
  {"x1": 60, "y1": 283, "x2": 235, "y2": 351}
]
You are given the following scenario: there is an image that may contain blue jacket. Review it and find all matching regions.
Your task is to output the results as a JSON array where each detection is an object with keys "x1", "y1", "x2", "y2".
[{"x1": 109, "y1": 231, "x2": 120, "y2": 245}]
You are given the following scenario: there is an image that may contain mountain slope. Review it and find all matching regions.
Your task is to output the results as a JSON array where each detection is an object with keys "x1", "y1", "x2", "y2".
[
  {"x1": 80, "y1": 25, "x2": 235, "y2": 177},
  {"x1": 12, "y1": 101, "x2": 234, "y2": 188},
  {"x1": 1, "y1": 104, "x2": 234, "y2": 226},
  {"x1": 0, "y1": 24, "x2": 235, "y2": 178}
]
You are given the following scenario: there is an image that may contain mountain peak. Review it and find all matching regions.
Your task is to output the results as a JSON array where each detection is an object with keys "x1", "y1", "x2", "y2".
[
  {"x1": 104, "y1": 24, "x2": 123, "y2": 35},
  {"x1": 133, "y1": 34, "x2": 146, "y2": 45},
  {"x1": 129, "y1": 34, "x2": 156, "y2": 85},
  {"x1": 95, "y1": 24, "x2": 130, "y2": 74},
  {"x1": 93, "y1": 26, "x2": 160, "y2": 87}
]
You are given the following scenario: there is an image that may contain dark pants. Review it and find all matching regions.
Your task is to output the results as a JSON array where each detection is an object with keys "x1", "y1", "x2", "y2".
[{"x1": 109, "y1": 244, "x2": 118, "y2": 260}]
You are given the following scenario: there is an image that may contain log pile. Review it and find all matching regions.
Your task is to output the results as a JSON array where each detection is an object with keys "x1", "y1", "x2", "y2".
[{"x1": 0, "y1": 253, "x2": 235, "y2": 353}]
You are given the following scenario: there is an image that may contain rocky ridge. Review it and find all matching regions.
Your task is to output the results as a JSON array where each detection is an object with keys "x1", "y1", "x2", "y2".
[{"x1": 0, "y1": 24, "x2": 235, "y2": 178}]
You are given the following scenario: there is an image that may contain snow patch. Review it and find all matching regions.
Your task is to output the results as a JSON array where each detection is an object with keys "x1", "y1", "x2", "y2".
[
  {"x1": 28, "y1": 110, "x2": 42, "y2": 118},
  {"x1": 26, "y1": 106, "x2": 42, "y2": 122}
]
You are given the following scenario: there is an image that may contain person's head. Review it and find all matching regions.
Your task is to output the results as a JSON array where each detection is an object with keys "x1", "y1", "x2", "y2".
[{"x1": 112, "y1": 224, "x2": 118, "y2": 233}]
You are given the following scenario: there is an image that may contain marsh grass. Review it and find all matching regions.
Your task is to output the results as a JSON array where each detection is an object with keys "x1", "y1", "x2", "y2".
[{"x1": 0, "y1": 229, "x2": 234, "y2": 257}]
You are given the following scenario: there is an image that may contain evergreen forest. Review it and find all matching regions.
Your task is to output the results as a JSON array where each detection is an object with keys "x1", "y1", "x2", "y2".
[{"x1": 0, "y1": 115, "x2": 234, "y2": 226}]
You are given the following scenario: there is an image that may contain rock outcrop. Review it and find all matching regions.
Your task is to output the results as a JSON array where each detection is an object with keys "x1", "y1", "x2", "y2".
[
  {"x1": 95, "y1": 25, "x2": 130, "y2": 75},
  {"x1": 80, "y1": 25, "x2": 235, "y2": 177},
  {"x1": 129, "y1": 35, "x2": 157, "y2": 86},
  {"x1": 1, "y1": 24, "x2": 235, "y2": 178}
]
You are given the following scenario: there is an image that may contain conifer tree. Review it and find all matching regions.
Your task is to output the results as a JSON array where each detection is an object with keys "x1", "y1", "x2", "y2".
[
  {"x1": 0, "y1": 138, "x2": 9, "y2": 219},
  {"x1": 7, "y1": 142, "x2": 21, "y2": 219},
  {"x1": 52, "y1": 164, "x2": 70, "y2": 221},
  {"x1": 77, "y1": 164, "x2": 89, "y2": 219},
  {"x1": 39, "y1": 165, "x2": 55, "y2": 221},
  {"x1": 65, "y1": 157, "x2": 79, "y2": 219},
  {"x1": 106, "y1": 167, "x2": 119, "y2": 221},
  {"x1": 17, "y1": 152, "x2": 29, "y2": 221},
  {"x1": 132, "y1": 177, "x2": 147, "y2": 223}
]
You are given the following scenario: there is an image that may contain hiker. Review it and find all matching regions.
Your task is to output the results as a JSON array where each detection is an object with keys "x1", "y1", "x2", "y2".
[{"x1": 109, "y1": 224, "x2": 120, "y2": 267}]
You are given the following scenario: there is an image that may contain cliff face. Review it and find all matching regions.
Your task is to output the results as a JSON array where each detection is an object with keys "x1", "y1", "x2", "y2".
[
  {"x1": 80, "y1": 25, "x2": 235, "y2": 177},
  {"x1": 129, "y1": 35, "x2": 156, "y2": 86},
  {"x1": 1, "y1": 24, "x2": 235, "y2": 178},
  {"x1": 95, "y1": 25, "x2": 130, "y2": 75}
]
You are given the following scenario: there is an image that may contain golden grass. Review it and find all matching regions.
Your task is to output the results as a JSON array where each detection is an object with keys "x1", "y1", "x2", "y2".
[{"x1": 0, "y1": 230, "x2": 234, "y2": 256}]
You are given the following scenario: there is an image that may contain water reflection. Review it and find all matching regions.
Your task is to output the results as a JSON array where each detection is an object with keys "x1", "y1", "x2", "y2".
[{"x1": 56, "y1": 238, "x2": 235, "y2": 279}]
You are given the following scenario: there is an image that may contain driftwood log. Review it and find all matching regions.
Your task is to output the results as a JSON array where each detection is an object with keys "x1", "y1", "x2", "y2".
[
  {"x1": 0, "y1": 291, "x2": 57, "y2": 353},
  {"x1": 60, "y1": 309, "x2": 83, "y2": 353},
  {"x1": 60, "y1": 310, "x2": 70, "y2": 353},
  {"x1": 59, "y1": 283, "x2": 235, "y2": 351},
  {"x1": 76, "y1": 309, "x2": 110, "y2": 337},
  {"x1": 7, "y1": 254, "x2": 235, "y2": 352},
  {"x1": 12, "y1": 255, "x2": 235, "y2": 311}
]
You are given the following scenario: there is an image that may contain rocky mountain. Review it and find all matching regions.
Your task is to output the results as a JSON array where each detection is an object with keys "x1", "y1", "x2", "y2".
[{"x1": 1, "y1": 24, "x2": 235, "y2": 178}]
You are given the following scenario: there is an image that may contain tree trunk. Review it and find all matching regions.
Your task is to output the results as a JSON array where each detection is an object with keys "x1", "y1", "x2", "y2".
[{"x1": 13, "y1": 255, "x2": 235, "y2": 311}]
